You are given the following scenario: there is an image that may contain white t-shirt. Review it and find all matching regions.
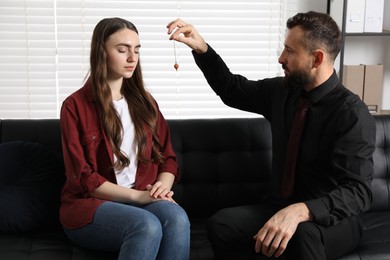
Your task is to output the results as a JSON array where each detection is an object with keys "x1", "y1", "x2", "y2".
[{"x1": 113, "y1": 98, "x2": 137, "y2": 188}]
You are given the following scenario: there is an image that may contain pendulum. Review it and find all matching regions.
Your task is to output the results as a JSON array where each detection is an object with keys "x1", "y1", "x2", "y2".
[{"x1": 173, "y1": 41, "x2": 179, "y2": 70}]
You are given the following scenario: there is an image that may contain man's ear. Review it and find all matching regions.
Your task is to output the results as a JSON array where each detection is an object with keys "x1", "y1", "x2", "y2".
[{"x1": 312, "y1": 50, "x2": 324, "y2": 68}]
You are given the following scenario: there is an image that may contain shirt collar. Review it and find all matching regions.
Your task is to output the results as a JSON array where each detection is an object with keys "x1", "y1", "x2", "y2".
[{"x1": 304, "y1": 70, "x2": 339, "y2": 103}]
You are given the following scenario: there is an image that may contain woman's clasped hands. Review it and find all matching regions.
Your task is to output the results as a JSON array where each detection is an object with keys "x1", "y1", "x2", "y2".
[{"x1": 146, "y1": 181, "x2": 176, "y2": 203}]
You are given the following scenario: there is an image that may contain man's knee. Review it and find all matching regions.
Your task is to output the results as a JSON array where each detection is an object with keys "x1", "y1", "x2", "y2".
[
  {"x1": 288, "y1": 222, "x2": 325, "y2": 260},
  {"x1": 207, "y1": 208, "x2": 234, "y2": 238},
  {"x1": 293, "y1": 222, "x2": 322, "y2": 243},
  {"x1": 207, "y1": 208, "x2": 254, "y2": 260}
]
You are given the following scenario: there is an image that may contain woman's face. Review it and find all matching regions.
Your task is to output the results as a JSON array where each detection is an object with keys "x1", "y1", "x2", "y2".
[{"x1": 105, "y1": 28, "x2": 140, "y2": 81}]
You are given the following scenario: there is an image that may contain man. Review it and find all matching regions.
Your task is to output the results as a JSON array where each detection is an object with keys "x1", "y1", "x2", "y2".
[{"x1": 167, "y1": 11, "x2": 376, "y2": 260}]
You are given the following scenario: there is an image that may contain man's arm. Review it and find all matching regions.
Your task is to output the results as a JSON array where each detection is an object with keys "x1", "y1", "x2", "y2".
[
  {"x1": 305, "y1": 106, "x2": 375, "y2": 226},
  {"x1": 253, "y1": 202, "x2": 313, "y2": 257}
]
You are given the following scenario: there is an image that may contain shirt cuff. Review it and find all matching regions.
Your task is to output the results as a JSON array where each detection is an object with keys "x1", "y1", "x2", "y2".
[
  {"x1": 305, "y1": 198, "x2": 330, "y2": 226},
  {"x1": 192, "y1": 44, "x2": 216, "y2": 62},
  {"x1": 82, "y1": 172, "x2": 108, "y2": 193}
]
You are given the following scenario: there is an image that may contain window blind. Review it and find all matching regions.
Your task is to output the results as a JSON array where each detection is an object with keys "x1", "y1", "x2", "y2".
[{"x1": 0, "y1": 0, "x2": 296, "y2": 119}]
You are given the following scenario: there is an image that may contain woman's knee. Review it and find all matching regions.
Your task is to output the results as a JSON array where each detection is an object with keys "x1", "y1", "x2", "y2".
[
  {"x1": 146, "y1": 201, "x2": 190, "y2": 232},
  {"x1": 171, "y1": 204, "x2": 190, "y2": 230},
  {"x1": 163, "y1": 204, "x2": 190, "y2": 239},
  {"x1": 124, "y1": 212, "x2": 163, "y2": 241}
]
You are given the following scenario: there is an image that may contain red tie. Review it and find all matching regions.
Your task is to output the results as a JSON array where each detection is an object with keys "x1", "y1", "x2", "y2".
[{"x1": 281, "y1": 96, "x2": 312, "y2": 199}]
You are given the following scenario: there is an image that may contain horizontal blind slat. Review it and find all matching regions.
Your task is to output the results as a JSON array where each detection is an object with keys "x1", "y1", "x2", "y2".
[{"x1": 0, "y1": 0, "x2": 296, "y2": 119}]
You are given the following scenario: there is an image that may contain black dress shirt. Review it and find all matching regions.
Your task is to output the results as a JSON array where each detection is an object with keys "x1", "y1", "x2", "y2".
[{"x1": 193, "y1": 45, "x2": 376, "y2": 227}]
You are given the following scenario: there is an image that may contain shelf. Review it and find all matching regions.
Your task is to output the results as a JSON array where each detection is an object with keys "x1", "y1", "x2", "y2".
[
  {"x1": 345, "y1": 31, "x2": 390, "y2": 36},
  {"x1": 327, "y1": 0, "x2": 389, "y2": 81},
  {"x1": 328, "y1": 0, "x2": 389, "y2": 112}
]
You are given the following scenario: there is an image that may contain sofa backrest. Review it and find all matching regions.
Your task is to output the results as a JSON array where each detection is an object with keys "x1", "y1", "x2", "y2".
[
  {"x1": 0, "y1": 115, "x2": 389, "y2": 218},
  {"x1": 370, "y1": 115, "x2": 390, "y2": 212},
  {"x1": 0, "y1": 118, "x2": 273, "y2": 219},
  {"x1": 168, "y1": 118, "x2": 273, "y2": 218},
  {"x1": 0, "y1": 119, "x2": 63, "y2": 163}
]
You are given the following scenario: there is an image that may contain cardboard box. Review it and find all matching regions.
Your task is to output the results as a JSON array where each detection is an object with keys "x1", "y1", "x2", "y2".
[
  {"x1": 363, "y1": 64, "x2": 384, "y2": 114},
  {"x1": 345, "y1": 0, "x2": 366, "y2": 33},
  {"x1": 342, "y1": 64, "x2": 365, "y2": 99},
  {"x1": 364, "y1": 0, "x2": 384, "y2": 32}
]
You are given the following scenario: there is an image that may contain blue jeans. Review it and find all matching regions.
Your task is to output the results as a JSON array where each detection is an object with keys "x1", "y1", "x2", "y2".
[{"x1": 64, "y1": 200, "x2": 190, "y2": 260}]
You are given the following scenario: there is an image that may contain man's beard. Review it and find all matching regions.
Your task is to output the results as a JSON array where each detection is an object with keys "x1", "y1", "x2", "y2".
[{"x1": 283, "y1": 65, "x2": 313, "y2": 91}]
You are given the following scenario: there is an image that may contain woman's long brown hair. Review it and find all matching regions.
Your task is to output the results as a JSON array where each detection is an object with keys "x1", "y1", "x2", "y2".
[{"x1": 89, "y1": 17, "x2": 164, "y2": 171}]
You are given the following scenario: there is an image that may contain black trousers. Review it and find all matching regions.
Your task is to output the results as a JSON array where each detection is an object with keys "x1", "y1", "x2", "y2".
[{"x1": 206, "y1": 203, "x2": 362, "y2": 260}]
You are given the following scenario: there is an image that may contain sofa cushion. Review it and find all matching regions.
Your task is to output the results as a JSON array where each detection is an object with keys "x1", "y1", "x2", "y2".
[{"x1": 0, "y1": 141, "x2": 65, "y2": 232}]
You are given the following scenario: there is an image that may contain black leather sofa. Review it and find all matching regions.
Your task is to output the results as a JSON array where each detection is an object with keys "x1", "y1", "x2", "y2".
[{"x1": 0, "y1": 116, "x2": 389, "y2": 260}]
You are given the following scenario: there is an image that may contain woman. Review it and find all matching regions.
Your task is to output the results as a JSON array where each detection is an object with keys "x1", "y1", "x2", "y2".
[{"x1": 60, "y1": 17, "x2": 190, "y2": 260}]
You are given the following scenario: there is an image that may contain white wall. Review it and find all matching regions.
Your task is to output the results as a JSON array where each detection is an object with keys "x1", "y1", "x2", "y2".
[
  {"x1": 296, "y1": 1, "x2": 390, "y2": 111},
  {"x1": 296, "y1": 0, "x2": 327, "y2": 13}
]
